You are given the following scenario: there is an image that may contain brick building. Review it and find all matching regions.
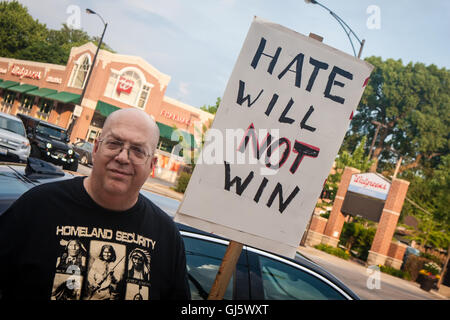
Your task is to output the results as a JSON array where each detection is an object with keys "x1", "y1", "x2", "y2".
[{"x1": 0, "y1": 42, "x2": 214, "y2": 181}]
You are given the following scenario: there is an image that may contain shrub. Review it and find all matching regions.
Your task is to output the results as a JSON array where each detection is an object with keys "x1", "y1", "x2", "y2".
[
  {"x1": 339, "y1": 221, "x2": 375, "y2": 261},
  {"x1": 402, "y1": 255, "x2": 430, "y2": 281},
  {"x1": 315, "y1": 244, "x2": 350, "y2": 260},
  {"x1": 379, "y1": 265, "x2": 412, "y2": 280},
  {"x1": 174, "y1": 172, "x2": 191, "y2": 193},
  {"x1": 420, "y1": 252, "x2": 444, "y2": 266}
]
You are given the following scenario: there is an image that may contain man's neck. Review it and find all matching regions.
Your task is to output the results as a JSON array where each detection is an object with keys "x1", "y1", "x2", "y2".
[{"x1": 83, "y1": 176, "x2": 138, "y2": 211}]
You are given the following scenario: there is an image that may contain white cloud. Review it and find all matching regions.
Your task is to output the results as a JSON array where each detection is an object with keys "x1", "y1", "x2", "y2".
[{"x1": 178, "y1": 82, "x2": 190, "y2": 97}]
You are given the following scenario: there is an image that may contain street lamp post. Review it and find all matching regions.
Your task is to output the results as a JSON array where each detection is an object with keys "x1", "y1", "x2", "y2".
[
  {"x1": 305, "y1": 0, "x2": 365, "y2": 58},
  {"x1": 69, "y1": 9, "x2": 107, "y2": 141},
  {"x1": 80, "y1": 9, "x2": 108, "y2": 104}
]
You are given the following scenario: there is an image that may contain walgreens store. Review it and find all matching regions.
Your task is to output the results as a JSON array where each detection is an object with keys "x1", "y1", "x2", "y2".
[{"x1": 0, "y1": 42, "x2": 214, "y2": 182}]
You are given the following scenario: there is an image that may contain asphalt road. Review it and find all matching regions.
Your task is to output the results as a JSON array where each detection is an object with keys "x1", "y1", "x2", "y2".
[{"x1": 298, "y1": 246, "x2": 447, "y2": 300}]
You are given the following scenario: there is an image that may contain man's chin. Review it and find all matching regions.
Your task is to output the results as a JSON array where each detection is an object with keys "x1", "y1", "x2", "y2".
[{"x1": 103, "y1": 177, "x2": 132, "y2": 194}]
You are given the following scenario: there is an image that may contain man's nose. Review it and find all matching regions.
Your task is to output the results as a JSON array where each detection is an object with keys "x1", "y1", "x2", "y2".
[{"x1": 115, "y1": 147, "x2": 131, "y2": 163}]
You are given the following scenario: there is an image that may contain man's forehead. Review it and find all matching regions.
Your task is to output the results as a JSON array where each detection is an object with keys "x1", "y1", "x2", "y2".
[{"x1": 106, "y1": 129, "x2": 150, "y2": 146}]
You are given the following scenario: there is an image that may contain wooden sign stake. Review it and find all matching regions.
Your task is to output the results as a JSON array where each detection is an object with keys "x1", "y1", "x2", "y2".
[{"x1": 208, "y1": 240, "x2": 243, "y2": 300}]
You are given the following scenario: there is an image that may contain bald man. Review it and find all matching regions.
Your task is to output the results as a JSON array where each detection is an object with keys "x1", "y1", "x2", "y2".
[{"x1": 0, "y1": 109, "x2": 190, "y2": 300}]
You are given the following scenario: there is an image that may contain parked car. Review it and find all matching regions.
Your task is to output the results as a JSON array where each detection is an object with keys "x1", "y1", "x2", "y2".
[
  {"x1": 16, "y1": 113, "x2": 78, "y2": 171},
  {"x1": 0, "y1": 159, "x2": 359, "y2": 300},
  {"x1": 71, "y1": 140, "x2": 94, "y2": 166},
  {"x1": 0, "y1": 112, "x2": 30, "y2": 163}
]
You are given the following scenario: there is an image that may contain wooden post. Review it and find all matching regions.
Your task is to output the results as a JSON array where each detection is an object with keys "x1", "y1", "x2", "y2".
[{"x1": 208, "y1": 240, "x2": 243, "y2": 300}]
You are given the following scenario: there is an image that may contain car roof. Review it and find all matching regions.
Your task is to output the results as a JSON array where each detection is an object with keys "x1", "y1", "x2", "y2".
[
  {"x1": 0, "y1": 112, "x2": 22, "y2": 123},
  {"x1": 17, "y1": 113, "x2": 67, "y2": 131}
]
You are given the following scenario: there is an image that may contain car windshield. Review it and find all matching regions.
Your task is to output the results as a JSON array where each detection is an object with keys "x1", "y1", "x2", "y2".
[
  {"x1": 0, "y1": 115, "x2": 26, "y2": 137},
  {"x1": 36, "y1": 123, "x2": 67, "y2": 141},
  {"x1": 81, "y1": 142, "x2": 93, "y2": 152},
  {"x1": 86, "y1": 142, "x2": 93, "y2": 152}
]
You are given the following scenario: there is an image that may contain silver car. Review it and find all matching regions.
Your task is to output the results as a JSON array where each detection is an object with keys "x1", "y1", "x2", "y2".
[{"x1": 0, "y1": 112, "x2": 31, "y2": 162}]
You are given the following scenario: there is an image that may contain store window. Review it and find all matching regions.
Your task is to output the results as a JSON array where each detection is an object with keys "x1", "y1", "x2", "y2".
[
  {"x1": 104, "y1": 68, "x2": 152, "y2": 109},
  {"x1": 37, "y1": 99, "x2": 53, "y2": 121},
  {"x1": 0, "y1": 91, "x2": 15, "y2": 114},
  {"x1": 18, "y1": 94, "x2": 34, "y2": 115},
  {"x1": 3, "y1": 90, "x2": 15, "y2": 104},
  {"x1": 69, "y1": 54, "x2": 91, "y2": 89}
]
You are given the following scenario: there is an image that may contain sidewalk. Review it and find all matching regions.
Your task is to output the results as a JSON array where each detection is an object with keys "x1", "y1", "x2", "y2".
[
  {"x1": 297, "y1": 245, "x2": 448, "y2": 300},
  {"x1": 142, "y1": 179, "x2": 184, "y2": 201}
]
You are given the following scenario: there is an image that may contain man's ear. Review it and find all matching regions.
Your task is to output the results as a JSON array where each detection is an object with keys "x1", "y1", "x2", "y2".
[{"x1": 91, "y1": 139, "x2": 101, "y2": 164}]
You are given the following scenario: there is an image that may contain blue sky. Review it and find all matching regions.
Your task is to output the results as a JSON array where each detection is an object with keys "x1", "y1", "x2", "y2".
[{"x1": 19, "y1": 0, "x2": 450, "y2": 109}]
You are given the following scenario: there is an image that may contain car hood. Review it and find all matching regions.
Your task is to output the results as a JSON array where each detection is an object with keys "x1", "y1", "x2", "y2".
[
  {"x1": 0, "y1": 128, "x2": 29, "y2": 145},
  {"x1": 36, "y1": 135, "x2": 69, "y2": 151}
]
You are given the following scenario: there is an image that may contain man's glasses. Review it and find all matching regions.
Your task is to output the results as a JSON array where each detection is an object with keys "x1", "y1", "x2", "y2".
[{"x1": 99, "y1": 138, "x2": 150, "y2": 165}]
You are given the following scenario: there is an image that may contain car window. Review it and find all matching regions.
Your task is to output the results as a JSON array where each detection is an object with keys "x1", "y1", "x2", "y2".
[
  {"x1": 0, "y1": 115, "x2": 26, "y2": 137},
  {"x1": 258, "y1": 255, "x2": 346, "y2": 300},
  {"x1": 36, "y1": 123, "x2": 67, "y2": 141},
  {"x1": 182, "y1": 236, "x2": 233, "y2": 300}
]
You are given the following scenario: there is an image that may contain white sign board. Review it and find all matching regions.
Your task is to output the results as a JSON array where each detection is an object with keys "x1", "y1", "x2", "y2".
[
  {"x1": 175, "y1": 17, "x2": 373, "y2": 258},
  {"x1": 348, "y1": 173, "x2": 391, "y2": 200},
  {"x1": 73, "y1": 105, "x2": 83, "y2": 117}
]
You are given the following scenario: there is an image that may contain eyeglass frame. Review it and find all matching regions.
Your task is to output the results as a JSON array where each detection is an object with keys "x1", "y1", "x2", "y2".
[{"x1": 97, "y1": 137, "x2": 152, "y2": 165}]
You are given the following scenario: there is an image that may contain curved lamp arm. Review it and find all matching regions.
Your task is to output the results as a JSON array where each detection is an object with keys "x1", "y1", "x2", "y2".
[{"x1": 305, "y1": 0, "x2": 365, "y2": 58}]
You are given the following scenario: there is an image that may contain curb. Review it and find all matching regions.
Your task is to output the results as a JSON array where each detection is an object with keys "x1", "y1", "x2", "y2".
[{"x1": 142, "y1": 182, "x2": 184, "y2": 201}]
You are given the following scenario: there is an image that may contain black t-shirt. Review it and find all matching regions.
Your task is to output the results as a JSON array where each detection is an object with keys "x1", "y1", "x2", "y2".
[{"x1": 0, "y1": 177, "x2": 190, "y2": 300}]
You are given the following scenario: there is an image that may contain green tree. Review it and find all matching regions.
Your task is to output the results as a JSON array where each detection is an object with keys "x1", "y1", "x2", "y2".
[
  {"x1": 323, "y1": 136, "x2": 374, "y2": 202},
  {"x1": 346, "y1": 57, "x2": 449, "y2": 176},
  {"x1": 200, "y1": 97, "x2": 221, "y2": 115},
  {"x1": 0, "y1": 2, "x2": 114, "y2": 65},
  {"x1": 14, "y1": 41, "x2": 67, "y2": 65},
  {"x1": 0, "y1": 1, "x2": 47, "y2": 57},
  {"x1": 46, "y1": 24, "x2": 115, "y2": 62}
]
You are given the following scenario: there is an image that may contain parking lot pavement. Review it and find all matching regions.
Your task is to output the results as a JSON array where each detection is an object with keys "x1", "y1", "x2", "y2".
[
  {"x1": 297, "y1": 245, "x2": 448, "y2": 300},
  {"x1": 142, "y1": 180, "x2": 183, "y2": 201}
]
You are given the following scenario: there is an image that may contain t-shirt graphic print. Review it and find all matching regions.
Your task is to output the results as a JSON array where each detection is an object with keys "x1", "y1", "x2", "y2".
[{"x1": 50, "y1": 227, "x2": 153, "y2": 300}]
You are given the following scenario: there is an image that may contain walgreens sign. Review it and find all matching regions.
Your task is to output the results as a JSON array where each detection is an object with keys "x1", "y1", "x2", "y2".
[
  {"x1": 348, "y1": 173, "x2": 391, "y2": 200},
  {"x1": 116, "y1": 76, "x2": 134, "y2": 94},
  {"x1": 11, "y1": 65, "x2": 42, "y2": 80}
]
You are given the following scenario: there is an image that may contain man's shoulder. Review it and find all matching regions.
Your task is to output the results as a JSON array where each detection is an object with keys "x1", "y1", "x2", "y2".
[
  {"x1": 139, "y1": 195, "x2": 180, "y2": 233},
  {"x1": 13, "y1": 177, "x2": 83, "y2": 209},
  {"x1": 25, "y1": 176, "x2": 82, "y2": 196}
]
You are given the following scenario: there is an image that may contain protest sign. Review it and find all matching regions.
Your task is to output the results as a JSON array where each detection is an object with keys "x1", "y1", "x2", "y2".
[{"x1": 175, "y1": 17, "x2": 373, "y2": 258}]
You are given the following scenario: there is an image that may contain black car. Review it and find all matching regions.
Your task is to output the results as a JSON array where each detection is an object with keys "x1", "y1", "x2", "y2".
[
  {"x1": 72, "y1": 140, "x2": 94, "y2": 166},
  {"x1": 0, "y1": 158, "x2": 79, "y2": 214},
  {"x1": 0, "y1": 160, "x2": 359, "y2": 300},
  {"x1": 16, "y1": 114, "x2": 78, "y2": 171}
]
